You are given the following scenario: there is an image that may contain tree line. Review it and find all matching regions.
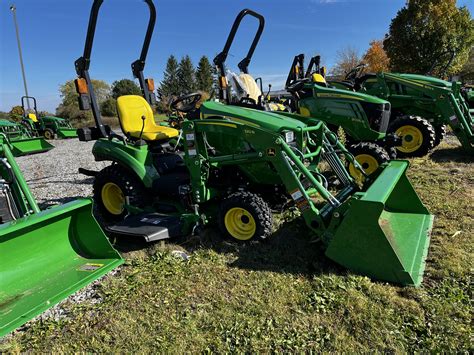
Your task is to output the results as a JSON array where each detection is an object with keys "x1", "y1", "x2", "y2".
[
  {"x1": 331, "y1": 0, "x2": 473, "y2": 81},
  {"x1": 5, "y1": 0, "x2": 472, "y2": 121}
]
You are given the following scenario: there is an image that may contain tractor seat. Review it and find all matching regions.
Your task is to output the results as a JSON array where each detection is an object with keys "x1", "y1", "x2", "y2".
[
  {"x1": 117, "y1": 95, "x2": 179, "y2": 142},
  {"x1": 312, "y1": 73, "x2": 328, "y2": 87},
  {"x1": 27, "y1": 113, "x2": 38, "y2": 122},
  {"x1": 239, "y1": 73, "x2": 263, "y2": 103}
]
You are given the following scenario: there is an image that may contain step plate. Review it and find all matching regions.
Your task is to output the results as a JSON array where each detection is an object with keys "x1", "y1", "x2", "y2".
[{"x1": 106, "y1": 213, "x2": 183, "y2": 242}]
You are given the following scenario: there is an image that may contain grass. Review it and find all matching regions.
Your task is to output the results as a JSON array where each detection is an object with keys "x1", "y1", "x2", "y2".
[{"x1": 1, "y1": 139, "x2": 473, "y2": 352}]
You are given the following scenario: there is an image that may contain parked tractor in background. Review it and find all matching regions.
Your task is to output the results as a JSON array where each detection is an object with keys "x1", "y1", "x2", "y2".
[
  {"x1": 20, "y1": 96, "x2": 78, "y2": 140},
  {"x1": 0, "y1": 118, "x2": 53, "y2": 156},
  {"x1": 324, "y1": 60, "x2": 474, "y2": 156}
]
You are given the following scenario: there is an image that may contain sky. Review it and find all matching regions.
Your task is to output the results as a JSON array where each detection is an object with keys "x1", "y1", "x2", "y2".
[{"x1": 0, "y1": 0, "x2": 473, "y2": 113}]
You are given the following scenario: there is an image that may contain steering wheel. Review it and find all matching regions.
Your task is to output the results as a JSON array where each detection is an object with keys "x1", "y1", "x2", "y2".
[
  {"x1": 171, "y1": 93, "x2": 202, "y2": 113},
  {"x1": 286, "y1": 78, "x2": 310, "y2": 93}
]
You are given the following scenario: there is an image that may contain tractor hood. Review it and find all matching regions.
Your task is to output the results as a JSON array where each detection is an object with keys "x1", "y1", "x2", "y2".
[
  {"x1": 395, "y1": 74, "x2": 452, "y2": 88},
  {"x1": 43, "y1": 116, "x2": 67, "y2": 122},
  {"x1": 201, "y1": 101, "x2": 307, "y2": 132},
  {"x1": 306, "y1": 83, "x2": 389, "y2": 105}
]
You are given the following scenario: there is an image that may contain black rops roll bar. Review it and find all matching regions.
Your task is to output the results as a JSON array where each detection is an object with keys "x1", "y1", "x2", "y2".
[
  {"x1": 213, "y1": 9, "x2": 265, "y2": 104},
  {"x1": 74, "y1": 0, "x2": 156, "y2": 140},
  {"x1": 21, "y1": 96, "x2": 38, "y2": 115},
  {"x1": 305, "y1": 55, "x2": 321, "y2": 78},
  {"x1": 285, "y1": 54, "x2": 305, "y2": 90}
]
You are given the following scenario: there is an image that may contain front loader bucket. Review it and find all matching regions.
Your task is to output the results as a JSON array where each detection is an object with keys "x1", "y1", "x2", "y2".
[
  {"x1": 56, "y1": 128, "x2": 78, "y2": 139},
  {"x1": 0, "y1": 199, "x2": 123, "y2": 337},
  {"x1": 10, "y1": 137, "x2": 54, "y2": 156},
  {"x1": 325, "y1": 161, "x2": 433, "y2": 286}
]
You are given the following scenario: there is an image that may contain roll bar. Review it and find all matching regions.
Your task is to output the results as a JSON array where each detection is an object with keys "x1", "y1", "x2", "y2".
[
  {"x1": 74, "y1": 0, "x2": 156, "y2": 139},
  {"x1": 285, "y1": 54, "x2": 305, "y2": 90},
  {"x1": 305, "y1": 55, "x2": 321, "y2": 78},
  {"x1": 21, "y1": 96, "x2": 38, "y2": 115},
  {"x1": 213, "y1": 9, "x2": 265, "y2": 104}
]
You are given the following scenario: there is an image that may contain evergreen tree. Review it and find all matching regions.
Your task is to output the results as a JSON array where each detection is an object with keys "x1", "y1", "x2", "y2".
[
  {"x1": 195, "y1": 56, "x2": 214, "y2": 94},
  {"x1": 159, "y1": 55, "x2": 180, "y2": 96},
  {"x1": 177, "y1": 55, "x2": 196, "y2": 95}
]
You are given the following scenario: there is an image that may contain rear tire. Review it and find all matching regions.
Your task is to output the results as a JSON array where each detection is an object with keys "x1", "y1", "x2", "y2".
[
  {"x1": 93, "y1": 164, "x2": 147, "y2": 222},
  {"x1": 433, "y1": 124, "x2": 447, "y2": 148},
  {"x1": 348, "y1": 142, "x2": 390, "y2": 179},
  {"x1": 388, "y1": 116, "x2": 436, "y2": 157},
  {"x1": 219, "y1": 191, "x2": 273, "y2": 242}
]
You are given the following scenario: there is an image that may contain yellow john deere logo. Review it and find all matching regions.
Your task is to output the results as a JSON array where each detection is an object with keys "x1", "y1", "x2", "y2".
[{"x1": 267, "y1": 148, "x2": 276, "y2": 156}]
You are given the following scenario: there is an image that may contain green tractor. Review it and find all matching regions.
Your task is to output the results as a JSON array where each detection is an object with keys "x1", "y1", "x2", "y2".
[
  {"x1": 212, "y1": 10, "x2": 402, "y2": 177},
  {"x1": 324, "y1": 59, "x2": 474, "y2": 156},
  {"x1": 0, "y1": 118, "x2": 54, "y2": 156},
  {"x1": 0, "y1": 134, "x2": 123, "y2": 337},
  {"x1": 76, "y1": 0, "x2": 433, "y2": 287},
  {"x1": 20, "y1": 96, "x2": 78, "y2": 140}
]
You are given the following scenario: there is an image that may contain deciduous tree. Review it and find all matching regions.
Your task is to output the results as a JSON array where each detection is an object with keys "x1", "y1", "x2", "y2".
[
  {"x1": 330, "y1": 46, "x2": 361, "y2": 80},
  {"x1": 384, "y1": 0, "x2": 474, "y2": 76},
  {"x1": 111, "y1": 79, "x2": 141, "y2": 99},
  {"x1": 363, "y1": 40, "x2": 390, "y2": 73}
]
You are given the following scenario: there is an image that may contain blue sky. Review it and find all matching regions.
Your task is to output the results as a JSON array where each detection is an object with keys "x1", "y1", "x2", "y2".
[{"x1": 1, "y1": 0, "x2": 473, "y2": 112}]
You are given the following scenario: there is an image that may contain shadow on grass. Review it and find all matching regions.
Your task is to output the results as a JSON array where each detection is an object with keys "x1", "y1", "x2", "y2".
[{"x1": 430, "y1": 146, "x2": 474, "y2": 163}]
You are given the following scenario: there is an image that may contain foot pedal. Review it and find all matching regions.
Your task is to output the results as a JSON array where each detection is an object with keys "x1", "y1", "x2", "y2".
[{"x1": 106, "y1": 213, "x2": 183, "y2": 242}]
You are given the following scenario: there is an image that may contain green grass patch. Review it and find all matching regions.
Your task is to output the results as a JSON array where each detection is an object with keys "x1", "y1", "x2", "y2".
[{"x1": 1, "y1": 140, "x2": 472, "y2": 352}]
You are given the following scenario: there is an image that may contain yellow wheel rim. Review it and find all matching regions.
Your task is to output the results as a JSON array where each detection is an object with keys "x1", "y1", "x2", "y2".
[
  {"x1": 395, "y1": 125, "x2": 423, "y2": 153},
  {"x1": 44, "y1": 130, "x2": 53, "y2": 140},
  {"x1": 101, "y1": 182, "x2": 125, "y2": 215},
  {"x1": 224, "y1": 207, "x2": 256, "y2": 241},
  {"x1": 349, "y1": 154, "x2": 380, "y2": 181}
]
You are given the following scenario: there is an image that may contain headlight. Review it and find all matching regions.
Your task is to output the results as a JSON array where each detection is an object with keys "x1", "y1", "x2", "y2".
[{"x1": 284, "y1": 131, "x2": 295, "y2": 143}]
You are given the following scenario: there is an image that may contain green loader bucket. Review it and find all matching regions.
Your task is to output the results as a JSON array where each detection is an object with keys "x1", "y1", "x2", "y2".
[
  {"x1": 325, "y1": 161, "x2": 433, "y2": 286},
  {"x1": 56, "y1": 128, "x2": 78, "y2": 139},
  {"x1": 10, "y1": 137, "x2": 54, "y2": 157},
  {"x1": 0, "y1": 199, "x2": 123, "y2": 337}
]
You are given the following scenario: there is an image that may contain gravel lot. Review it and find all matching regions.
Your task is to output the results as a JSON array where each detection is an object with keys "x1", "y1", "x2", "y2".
[{"x1": 15, "y1": 139, "x2": 109, "y2": 208}]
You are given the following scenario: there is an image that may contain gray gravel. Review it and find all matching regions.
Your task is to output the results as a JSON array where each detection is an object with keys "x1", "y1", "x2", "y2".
[{"x1": 16, "y1": 139, "x2": 109, "y2": 207}]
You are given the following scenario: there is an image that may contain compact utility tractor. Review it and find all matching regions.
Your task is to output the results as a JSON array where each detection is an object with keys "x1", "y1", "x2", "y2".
[
  {"x1": 325, "y1": 61, "x2": 474, "y2": 156},
  {"x1": 212, "y1": 10, "x2": 402, "y2": 177},
  {"x1": 75, "y1": 0, "x2": 433, "y2": 287},
  {"x1": 0, "y1": 118, "x2": 53, "y2": 156},
  {"x1": 20, "y1": 96, "x2": 78, "y2": 140},
  {"x1": 0, "y1": 134, "x2": 123, "y2": 337}
]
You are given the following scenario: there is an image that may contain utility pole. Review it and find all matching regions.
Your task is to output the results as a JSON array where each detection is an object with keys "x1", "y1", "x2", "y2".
[{"x1": 10, "y1": 4, "x2": 30, "y2": 109}]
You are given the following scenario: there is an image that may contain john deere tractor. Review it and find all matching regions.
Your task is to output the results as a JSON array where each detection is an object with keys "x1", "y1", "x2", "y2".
[
  {"x1": 324, "y1": 59, "x2": 474, "y2": 156},
  {"x1": 20, "y1": 96, "x2": 78, "y2": 140},
  {"x1": 0, "y1": 133, "x2": 123, "y2": 337},
  {"x1": 74, "y1": 0, "x2": 433, "y2": 288},
  {"x1": 0, "y1": 118, "x2": 54, "y2": 156},
  {"x1": 212, "y1": 10, "x2": 402, "y2": 178}
]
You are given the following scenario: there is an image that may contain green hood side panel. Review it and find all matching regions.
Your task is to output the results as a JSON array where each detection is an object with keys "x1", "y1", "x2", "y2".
[{"x1": 201, "y1": 101, "x2": 307, "y2": 132}]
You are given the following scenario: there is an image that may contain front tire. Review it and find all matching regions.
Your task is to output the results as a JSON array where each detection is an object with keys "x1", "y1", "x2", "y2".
[
  {"x1": 348, "y1": 142, "x2": 390, "y2": 179},
  {"x1": 433, "y1": 124, "x2": 447, "y2": 148},
  {"x1": 93, "y1": 164, "x2": 147, "y2": 222},
  {"x1": 388, "y1": 116, "x2": 436, "y2": 157},
  {"x1": 218, "y1": 191, "x2": 273, "y2": 242},
  {"x1": 43, "y1": 128, "x2": 55, "y2": 140}
]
